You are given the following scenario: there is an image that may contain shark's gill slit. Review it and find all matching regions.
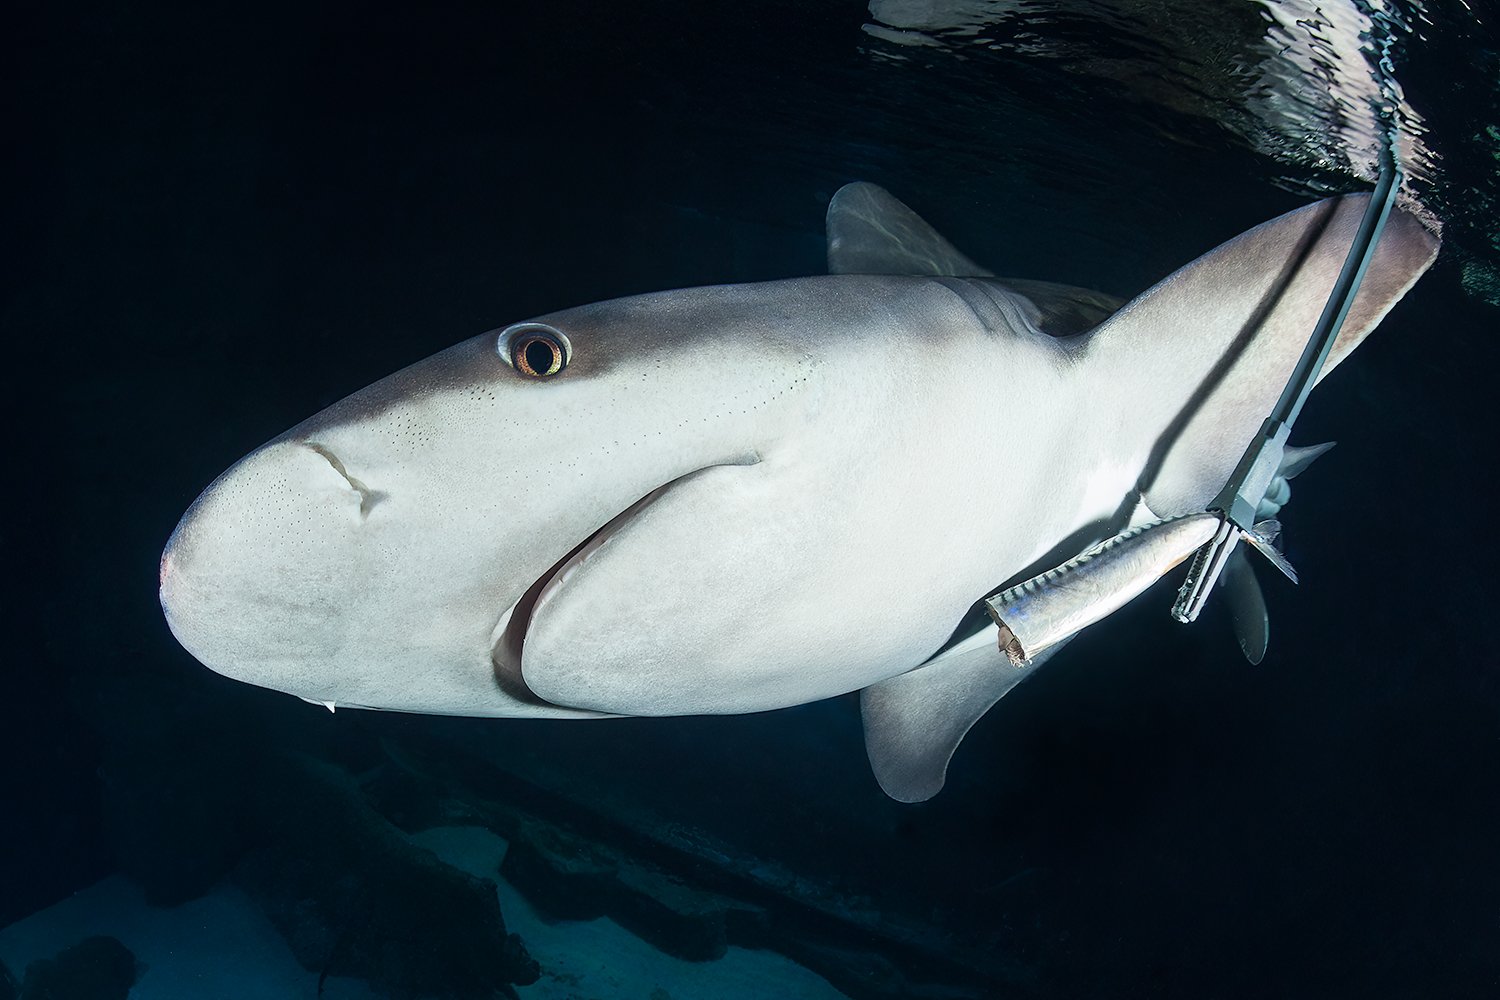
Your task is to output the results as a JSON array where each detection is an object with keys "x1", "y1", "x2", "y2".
[
  {"x1": 489, "y1": 532, "x2": 596, "y2": 707},
  {"x1": 491, "y1": 457, "x2": 760, "y2": 705},
  {"x1": 304, "y1": 441, "x2": 387, "y2": 519}
]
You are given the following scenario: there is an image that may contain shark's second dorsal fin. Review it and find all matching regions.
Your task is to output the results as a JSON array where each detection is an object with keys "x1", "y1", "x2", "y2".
[
  {"x1": 861, "y1": 627, "x2": 1072, "y2": 802},
  {"x1": 825, "y1": 182, "x2": 1124, "y2": 337}
]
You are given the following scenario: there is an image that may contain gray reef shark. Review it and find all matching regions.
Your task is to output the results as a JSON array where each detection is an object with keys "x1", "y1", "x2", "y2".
[{"x1": 160, "y1": 183, "x2": 1437, "y2": 800}]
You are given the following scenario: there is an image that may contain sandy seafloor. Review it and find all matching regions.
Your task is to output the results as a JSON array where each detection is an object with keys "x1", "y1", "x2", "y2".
[{"x1": 0, "y1": 825, "x2": 845, "y2": 1000}]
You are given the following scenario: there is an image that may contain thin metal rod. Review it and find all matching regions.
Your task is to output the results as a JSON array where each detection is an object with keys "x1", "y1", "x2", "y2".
[
  {"x1": 1273, "y1": 147, "x2": 1402, "y2": 429},
  {"x1": 1172, "y1": 150, "x2": 1402, "y2": 624}
]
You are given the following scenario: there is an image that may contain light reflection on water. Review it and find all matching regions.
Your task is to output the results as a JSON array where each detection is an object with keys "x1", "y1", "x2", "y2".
[{"x1": 863, "y1": 0, "x2": 1439, "y2": 225}]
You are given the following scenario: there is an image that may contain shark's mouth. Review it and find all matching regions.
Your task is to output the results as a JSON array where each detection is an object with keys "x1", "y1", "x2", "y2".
[{"x1": 489, "y1": 459, "x2": 758, "y2": 708}]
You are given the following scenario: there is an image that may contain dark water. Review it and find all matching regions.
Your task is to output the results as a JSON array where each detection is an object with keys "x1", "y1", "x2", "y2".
[{"x1": 6, "y1": 1, "x2": 1499, "y2": 997}]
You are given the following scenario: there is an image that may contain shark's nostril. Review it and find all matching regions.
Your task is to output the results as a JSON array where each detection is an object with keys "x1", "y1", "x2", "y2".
[{"x1": 303, "y1": 442, "x2": 387, "y2": 519}]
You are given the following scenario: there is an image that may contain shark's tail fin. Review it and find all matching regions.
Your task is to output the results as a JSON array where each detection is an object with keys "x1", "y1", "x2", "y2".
[{"x1": 1085, "y1": 195, "x2": 1438, "y2": 517}]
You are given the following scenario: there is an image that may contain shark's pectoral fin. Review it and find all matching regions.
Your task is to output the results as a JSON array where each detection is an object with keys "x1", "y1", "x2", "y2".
[
  {"x1": 1222, "y1": 548, "x2": 1268, "y2": 665},
  {"x1": 861, "y1": 629, "x2": 1073, "y2": 803}
]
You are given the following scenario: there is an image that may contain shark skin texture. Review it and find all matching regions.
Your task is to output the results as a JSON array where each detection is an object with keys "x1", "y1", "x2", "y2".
[{"x1": 160, "y1": 183, "x2": 1438, "y2": 800}]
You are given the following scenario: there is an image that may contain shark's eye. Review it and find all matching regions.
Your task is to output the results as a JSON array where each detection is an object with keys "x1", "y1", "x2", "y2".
[
  {"x1": 515, "y1": 335, "x2": 564, "y2": 378},
  {"x1": 501, "y1": 325, "x2": 569, "y2": 378}
]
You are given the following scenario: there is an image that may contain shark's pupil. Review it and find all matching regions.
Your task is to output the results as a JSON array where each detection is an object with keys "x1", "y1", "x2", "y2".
[{"x1": 519, "y1": 337, "x2": 563, "y2": 377}]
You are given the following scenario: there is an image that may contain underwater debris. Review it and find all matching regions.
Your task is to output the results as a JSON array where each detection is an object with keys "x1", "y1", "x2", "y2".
[{"x1": 15, "y1": 936, "x2": 137, "y2": 1000}]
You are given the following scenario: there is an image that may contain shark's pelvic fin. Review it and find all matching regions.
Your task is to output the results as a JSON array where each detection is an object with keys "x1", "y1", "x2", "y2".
[
  {"x1": 1223, "y1": 441, "x2": 1332, "y2": 662},
  {"x1": 861, "y1": 630, "x2": 1073, "y2": 803},
  {"x1": 825, "y1": 182, "x2": 1123, "y2": 336},
  {"x1": 1151, "y1": 438, "x2": 1330, "y2": 665},
  {"x1": 1278, "y1": 440, "x2": 1337, "y2": 481},
  {"x1": 1259, "y1": 441, "x2": 1336, "y2": 519},
  {"x1": 1221, "y1": 548, "x2": 1269, "y2": 665}
]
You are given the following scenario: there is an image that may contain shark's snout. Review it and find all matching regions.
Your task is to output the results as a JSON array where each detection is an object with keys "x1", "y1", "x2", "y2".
[
  {"x1": 159, "y1": 439, "x2": 383, "y2": 692},
  {"x1": 157, "y1": 407, "x2": 651, "y2": 720},
  {"x1": 158, "y1": 541, "x2": 175, "y2": 592}
]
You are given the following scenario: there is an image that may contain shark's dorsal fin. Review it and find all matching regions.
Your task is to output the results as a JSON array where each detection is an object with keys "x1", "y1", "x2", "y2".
[
  {"x1": 826, "y1": 183, "x2": 1124, "y2": 337},
  {"x1": 861, "y1": 627, "x2": 1072, "y2": 802},
  {"x1": 826, "y1": 181, "x2": 992, "y2": 278}
]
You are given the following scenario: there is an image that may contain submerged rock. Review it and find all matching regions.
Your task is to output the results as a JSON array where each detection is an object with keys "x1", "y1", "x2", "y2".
[
  {"x1": 17, "y1": 936, "x2": 138, "y2": 1000},
  {"x1": 501, "y1": 818, "x2": 761, "y2": 962},
  {"x1": 388, "y1": 734, "x2": 1033, "y2": 1000},
  {"x1": 80, "y1": 671, "x2": 540, "y2": 999},
  {"x1": 237, "y1": 752, "x2": 539, "y2": 1000}
]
